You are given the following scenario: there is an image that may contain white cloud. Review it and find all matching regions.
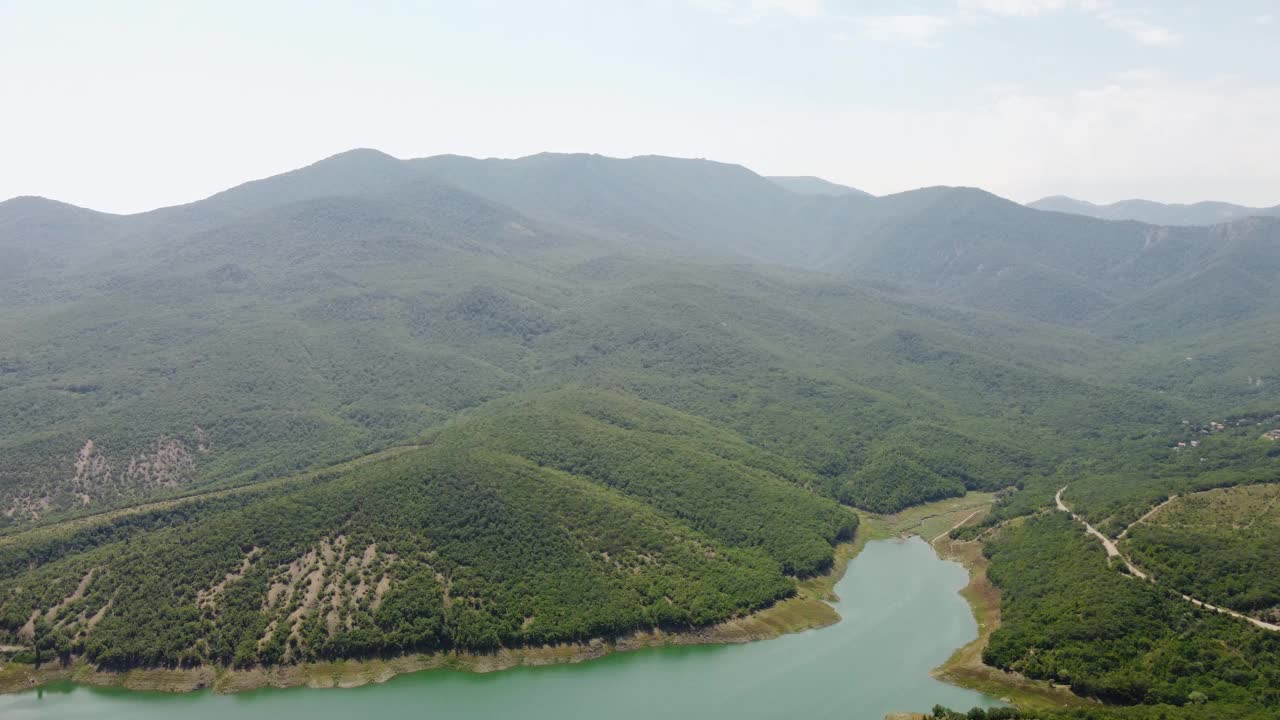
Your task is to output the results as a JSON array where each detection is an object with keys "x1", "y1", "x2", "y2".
[
  {"x1": 1097, "y1": 9, "x2": 1181, "y2": 46},
  {"x1": 857, "y1": 14, "x2": 951, "y2": 47},
  {"x1": 1255, "y1": 14, "x2": 1275, "y2": 25},
  {"x1": 957, "y1": 0, "x2": 1079, "y2": 17},
  {"x1": 702, "y1": 0, "x2": 1181, "y2": 48},
  {"x1": 957, "y1": 0, "x2": 1180, "y2": 46},
  {"x1": 693, "y1": 0, "x2": 824, "y2": 23},
  {"x1": 1111, "y1": 68, "x2": 1161, "y2": 83},
  {"x1": 752, "y1": 0, "x2": 824, "y2": 18}
]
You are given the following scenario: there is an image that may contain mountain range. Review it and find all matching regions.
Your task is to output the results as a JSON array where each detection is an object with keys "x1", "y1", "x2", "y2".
[
  {"x1": 1, "y1": 150, "x2": 1278, "y2": 712},
  {"x1": 1029, "y1": 194, "x2": 1280, "y2": 226}
]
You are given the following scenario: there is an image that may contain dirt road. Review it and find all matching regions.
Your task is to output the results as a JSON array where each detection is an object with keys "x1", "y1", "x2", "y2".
[
  {"x1": 1054, "y1": 486, "x2": 1279, "y2": 632},
  {"x1": 930, "y1": 509, "x2": 985, "y2": 546}
]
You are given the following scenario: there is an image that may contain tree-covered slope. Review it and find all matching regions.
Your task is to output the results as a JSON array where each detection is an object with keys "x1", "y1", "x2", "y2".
[
  {"x1": 983, "y1": 513, "x2": 1280, "y2": 708},
  {"x1": 0, "y1": 435, "x2": 817, "y2": 668},
  {"x1": 432, "y1": 388, "x2": 856, "y2": 576}
]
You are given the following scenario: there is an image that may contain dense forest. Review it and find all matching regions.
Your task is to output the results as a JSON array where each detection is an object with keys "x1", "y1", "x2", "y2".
[{"x1": 982, "y1": 513, "x2": 1280, "y2": 708}]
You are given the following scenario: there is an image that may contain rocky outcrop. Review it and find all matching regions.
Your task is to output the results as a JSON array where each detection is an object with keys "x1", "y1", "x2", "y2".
[{"x1": 3, "y1": 429, "x2": 207, "y2": 521}]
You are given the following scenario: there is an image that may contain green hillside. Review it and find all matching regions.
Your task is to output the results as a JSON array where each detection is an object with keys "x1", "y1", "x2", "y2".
[
  {"x1": 0, "y1": 401, "x2": 849, "y2": 668},
  {"x1": 983, "y1": 513, "x2": 1280, "y2": 707}
]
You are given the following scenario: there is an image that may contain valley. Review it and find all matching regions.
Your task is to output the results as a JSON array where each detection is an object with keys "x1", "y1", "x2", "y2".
[{"x1": 2, "y1": 150, "x2": 1278, "y2": 719}]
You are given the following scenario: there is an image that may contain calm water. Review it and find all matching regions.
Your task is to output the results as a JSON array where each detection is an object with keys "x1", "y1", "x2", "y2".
[{"x1": 0, "y1": 537, "x2": 1000, "y2": 720}]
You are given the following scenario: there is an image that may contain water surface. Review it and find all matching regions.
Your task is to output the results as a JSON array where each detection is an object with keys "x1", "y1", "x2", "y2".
[{"x1": 0, "y1": 537, "x2": 1000, "y2": 719}]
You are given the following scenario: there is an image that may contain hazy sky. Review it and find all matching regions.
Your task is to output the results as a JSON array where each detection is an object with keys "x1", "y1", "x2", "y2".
[{"x1": 2, "y1": 0, "x2": 1277, "y2": 213}]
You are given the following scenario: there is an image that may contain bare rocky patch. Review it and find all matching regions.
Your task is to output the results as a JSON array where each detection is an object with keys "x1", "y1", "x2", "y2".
[
  {"x1": 85, "y1": 598, "x2": 113, "y2": 630},
  {"x1": 260, "y1": 537, "x2": 404, "y2": 659},
  {"x1": 3, "y1": 431, "x2": 209, "y2": 521},
  {"x1": 370, "y1": 576, "x2": 392, "y2": 612},
  {"x1": 197, "y1": 548, "x2": 261, "y2": 611},
  {"x1": 124, "y1": 437, "x2": 197, "y2": 491},
  {"x1": 44, "y1": 569, "x2": 96, "y2": 623}
]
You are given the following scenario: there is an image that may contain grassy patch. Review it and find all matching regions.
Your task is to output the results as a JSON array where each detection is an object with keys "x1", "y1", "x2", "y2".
[{"x1": 1123, "y1": 483, "x2": 1280, "y2": 617}]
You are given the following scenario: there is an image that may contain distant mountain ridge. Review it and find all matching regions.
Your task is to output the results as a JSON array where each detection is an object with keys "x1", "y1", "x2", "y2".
[
  {"x1": 767, "y1": 176, "x2": 871, "y2": 197},
  {"x1": 1029, "y1": 194, "x2": 1280, "y2": 226},
  {"x1": 406, "y1": 154, "x2": 1280, "y2": 334},
  {"x1": 7, "y1": 150, "x2": 1280, "y2": 337}
]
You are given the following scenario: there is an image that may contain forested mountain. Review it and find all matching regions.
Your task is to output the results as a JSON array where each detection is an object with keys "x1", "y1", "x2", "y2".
[
  {"x1": 2, "y1": 150, "x2": 1278, "y2": 715},
  {"x1": 410, "y1": 154, "x2": 1280, "y2": 334},
  {"x1": 1029, "y1": 194, "x2": 1280, "y2": 226},
  {"x1": 409, "y1": 152, "x2": 809, "y2": 261}
]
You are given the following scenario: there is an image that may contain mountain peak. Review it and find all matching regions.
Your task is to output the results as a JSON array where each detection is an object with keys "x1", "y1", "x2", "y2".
[
  {"x1": 187, "y1": 148, "x2": 421, "y2": 218},
  {"x1": 313, "y1": 147, "x2": 401, "y2": 166},
  {"x1": 0, "y1": 195, "x2": 112, "y2": 220},
  {"x1": 886, "y1": 185, "x2": 1018, "y2": 209}
]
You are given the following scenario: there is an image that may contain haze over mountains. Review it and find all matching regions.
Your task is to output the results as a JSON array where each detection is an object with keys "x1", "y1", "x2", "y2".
[
  {"x1": 766, "y1": 176, "x2": 871, "y2": 198},
  {"x1": 1029, "y1": 194, "x2": 1280, "y2": 226},
  {"x1": 2, "y1": 150, "x2": 1279, "y2": 707},
  {"x1": 4, "y1": 152, "x2": 1278, "y2": 487},
  {"x1": 10, "y1": 149, "x2": 1280, "y2": 337},
  {"x1": 416, "y1": 151, "x2": 1279, "y2": 335}
]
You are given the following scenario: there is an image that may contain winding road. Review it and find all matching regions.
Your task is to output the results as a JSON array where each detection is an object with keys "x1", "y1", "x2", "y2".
[
  {"x1": 1055, "y1": 486, "x2": 1279, "y2": 632},
  {"x1": 1054, "y1": 487, "x2": 1147, "y2": 578}
]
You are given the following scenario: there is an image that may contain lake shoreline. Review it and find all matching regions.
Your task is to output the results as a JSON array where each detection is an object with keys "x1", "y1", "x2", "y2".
[
  {"x1": 0, "y1": 539, "x2": 860, "y2": 696},
  {"x1": 0, "y1": 492, "x2": 1051, "y2": 705},
  {"x1": 929, "y1": 525, "x2": 1094, "y2": 711}
]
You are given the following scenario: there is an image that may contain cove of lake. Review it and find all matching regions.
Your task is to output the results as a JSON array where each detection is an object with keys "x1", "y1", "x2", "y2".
[{"x1": 0, "y1": 536, "x2": 1001, "y2": 720}]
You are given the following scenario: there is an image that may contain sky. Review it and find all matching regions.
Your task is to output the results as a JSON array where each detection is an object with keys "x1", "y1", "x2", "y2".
[{"x1": 1, "y1": 0, "x2": 1278, "y2": 213}]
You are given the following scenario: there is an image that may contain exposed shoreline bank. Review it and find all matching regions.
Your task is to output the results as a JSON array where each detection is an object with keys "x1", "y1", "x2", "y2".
[{"x1": 928, "y1": 519, "x2": 1093, "y2": 712}]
